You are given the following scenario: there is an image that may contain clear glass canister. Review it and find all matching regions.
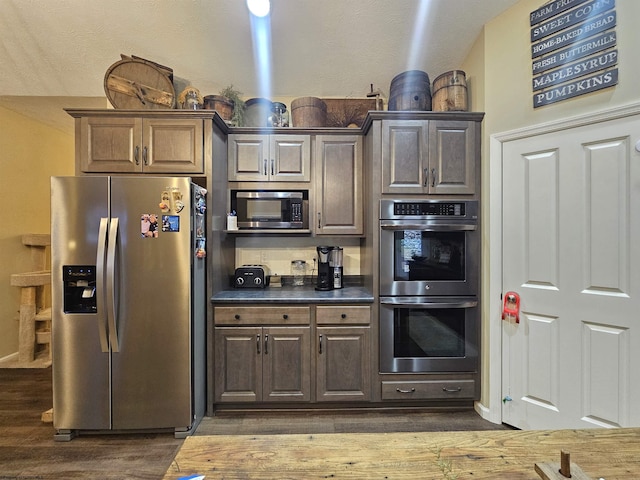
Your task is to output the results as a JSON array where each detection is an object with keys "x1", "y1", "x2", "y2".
[
  {"x1": 270, "y1": 102, "x2": 289, "y2": 127},
  {"x1": 290, "y1": 260, "x2": 307, "y2": 286}
]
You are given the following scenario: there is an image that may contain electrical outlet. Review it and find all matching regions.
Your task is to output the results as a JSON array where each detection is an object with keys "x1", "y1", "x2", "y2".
[{"x1": 245, "y1": 251, "x2": 261, "y2": 264}]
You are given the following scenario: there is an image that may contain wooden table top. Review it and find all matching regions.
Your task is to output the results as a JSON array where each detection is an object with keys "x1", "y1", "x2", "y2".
[{"x1": 164, "y1": 427, "x2": 640, "y2": 479}]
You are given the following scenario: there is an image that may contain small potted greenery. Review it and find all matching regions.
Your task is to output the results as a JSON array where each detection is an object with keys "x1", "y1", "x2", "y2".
[{"x1": 218, "y1": 85, "x2": 246, "y2": 126}]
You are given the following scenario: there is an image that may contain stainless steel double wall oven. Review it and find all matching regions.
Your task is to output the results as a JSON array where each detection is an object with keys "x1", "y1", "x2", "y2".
[{"x1": 379, "y1": 199, "x2": 480, "y2": 377}]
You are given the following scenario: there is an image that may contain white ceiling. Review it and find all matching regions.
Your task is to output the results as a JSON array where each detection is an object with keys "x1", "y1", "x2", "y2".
[{"x1": 0, "y1": 0, "x2": 519, "y2": 133}]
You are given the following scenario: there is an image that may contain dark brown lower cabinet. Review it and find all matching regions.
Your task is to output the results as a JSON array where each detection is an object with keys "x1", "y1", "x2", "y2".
[
  {"x1": 316, "y1": 326, "x2": 371, "y2": 402},
  {"x1": 214, "y1": 304, "x2": 371, "y2": 405},
  {"x1": 315, "y1": 305, "x2": 371, "y2": 402},
  {"x1": 214, "y1": 326, "x2": 311, "y2": 403}
]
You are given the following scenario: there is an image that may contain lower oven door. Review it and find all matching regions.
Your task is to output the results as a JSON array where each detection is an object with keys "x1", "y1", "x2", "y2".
[{"x1": 379, "y1": 297, "x2": 479, "y2": 373}]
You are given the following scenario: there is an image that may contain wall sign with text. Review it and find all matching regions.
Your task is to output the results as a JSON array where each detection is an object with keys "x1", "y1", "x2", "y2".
[{"x1": 530, "y1": 0, "x2": 618, "y2": 108}]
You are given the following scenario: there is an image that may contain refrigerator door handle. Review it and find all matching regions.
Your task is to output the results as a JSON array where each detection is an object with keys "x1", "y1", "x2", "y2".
[
  {"x1": 96, "y1": 217, "x2": 109, "y2": 353},
  {"x1": 106, "y1": 217, "x2": 121, "y2": 353}
]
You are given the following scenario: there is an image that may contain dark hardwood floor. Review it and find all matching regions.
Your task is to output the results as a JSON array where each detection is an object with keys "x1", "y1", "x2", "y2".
[
  {"x1": 197, "y1": 408, "x2": 513, "y2": 435},
  {"x1": 1, "y1": 367, "x2": 511, "y2": 479},
  {"x1": 0, "y1": 367, "x2": 182, "y2": 479}
]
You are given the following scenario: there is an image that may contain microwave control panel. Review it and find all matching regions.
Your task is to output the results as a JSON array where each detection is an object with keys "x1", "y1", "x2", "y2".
[{"x1": 291, "y1": 199, "x2": 303, "y2": 222}]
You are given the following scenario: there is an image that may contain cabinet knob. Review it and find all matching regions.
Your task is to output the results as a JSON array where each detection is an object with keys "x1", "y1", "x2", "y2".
[
  {"x1": 341, "y1": 313, "x2": 347, "y2": 319},
  {"x1": 283, "y1": 314, "x2": 288, "y2": 320},
  {"x1": 234, "y1": 314, "x2": 240, "y2": 320}
]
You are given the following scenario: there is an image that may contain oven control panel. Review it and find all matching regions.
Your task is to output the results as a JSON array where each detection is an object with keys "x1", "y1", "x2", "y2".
[{"x1": 393, "y1": 202, "x2": 466, "y2": 216}]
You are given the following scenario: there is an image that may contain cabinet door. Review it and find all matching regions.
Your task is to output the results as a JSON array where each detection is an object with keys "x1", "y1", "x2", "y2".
[
  {"x1": 315, "y1": 135, "x2": 363, "y2": 235},
  {"x1": 79, "y1": 116, "x2": 142, "y2": 173},
  {"x1": 381, "y1": 120, "x2": 429, "y2": 194},
  {"x1": 316, "y1": 326, "x2": 371, "y2": 402},
  {"x1": 228, "y1": 134, "x2": 310, "y2": 182},
  {"x1": 228, "y1": 134, "x2": 269, "y2": 181},
  {"x1": 428, "y1": 120, "x2": 476, "y2": 194},
  {"x1": 143, "y1": 118, "x2": 204, "y2": 174},
  {"x1": 78, "y1": 116, "x2": 204, "y2": 174},
  {"x1": 271, "y1": 135, "x2": 311, "y2": 182},
  {"x1": 214, "y1": 327, "x2": 262, "y2": 403},
  {"x1": 263, "y1": 327, "x2": 311, "y2": 402}
]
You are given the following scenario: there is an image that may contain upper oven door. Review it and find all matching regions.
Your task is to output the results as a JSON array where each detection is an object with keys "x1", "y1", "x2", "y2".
[{"x1": 380, "y1": 220, "x2": 479, "y2": 296}]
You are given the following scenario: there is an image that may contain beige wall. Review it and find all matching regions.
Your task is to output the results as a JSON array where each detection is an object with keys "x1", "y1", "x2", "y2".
[
  {"x1": 462, "y1": 0, "x2": 640, "y2": 408},
  {"x1": 235, "y1": 237, "x2": 361, "y2": 279},
  {"x1": 483, "y1": 0, "x2": 638, "y2": 134},
  {"x1": 0, "y1": 106, "x2": 74, "y2": 359}
]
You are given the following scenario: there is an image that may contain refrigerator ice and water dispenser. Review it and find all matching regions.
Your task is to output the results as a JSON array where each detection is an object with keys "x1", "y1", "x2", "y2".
[{"x1": 62, "y1": 265, "x2": 97, "y2": 314}]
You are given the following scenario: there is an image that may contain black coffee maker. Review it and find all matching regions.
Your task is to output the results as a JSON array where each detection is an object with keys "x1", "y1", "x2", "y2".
[{"x1": 315, "y1": 246, "x2": 333, "y2": 291}]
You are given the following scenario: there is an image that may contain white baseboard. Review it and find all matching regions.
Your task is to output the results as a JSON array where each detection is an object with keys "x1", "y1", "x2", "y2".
[
  {"x1": 0, "y1": 352, "x2": 19, "y2": 363},
  {"x1": 474, "y1": 400, "x2": 501, "y2": 425}
]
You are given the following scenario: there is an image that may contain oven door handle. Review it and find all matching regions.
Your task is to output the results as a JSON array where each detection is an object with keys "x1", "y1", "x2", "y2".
[
  {"x1": 380, "y1": 222, "x2": 476, "y2": 231},
  {"x1": 380, "y1": 297, "x2": 478, "y2": 309}
]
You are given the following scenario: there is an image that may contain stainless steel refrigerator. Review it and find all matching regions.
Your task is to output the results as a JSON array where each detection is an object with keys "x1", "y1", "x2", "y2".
[{"x1": 50, "y1": 176, "x2": 206, "y2": 441}]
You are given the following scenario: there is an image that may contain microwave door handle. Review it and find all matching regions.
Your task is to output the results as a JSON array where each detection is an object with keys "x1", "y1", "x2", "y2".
[{"x1": 380, "y1": 223, "x2": 476, "y2": 231}]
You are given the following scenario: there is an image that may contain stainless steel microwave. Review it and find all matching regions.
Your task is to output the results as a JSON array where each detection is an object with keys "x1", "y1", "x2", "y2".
[{"x1": 230, "y1": 190, "x2": 309, "y2": 229}]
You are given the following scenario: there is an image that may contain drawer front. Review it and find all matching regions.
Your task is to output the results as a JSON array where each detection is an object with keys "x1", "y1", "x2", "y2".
[
  {"x1": 316, "y1": 305, "x2": 371, "y2": 325},
  {"x1": 381, "y1": 380, "x2": 476, "y2": 400},
  {"x1": 214, "y1": 306, "x2": 311, "y2": 325}
]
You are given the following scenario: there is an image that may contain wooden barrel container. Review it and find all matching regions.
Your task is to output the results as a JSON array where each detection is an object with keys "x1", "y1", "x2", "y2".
[
  {"x1": 432, "y1": 70, "x2": 468, "y2": 112},
  {"x1": 388, "y1": 70, "x2": 431, "y2": 111},
  {"x1": 291, "y1": 97, "x2": 327, "y2": 127},
  {"x1": 203, "y1": 95, "x2": 234, "y2": 121},
  {"x1": 244, "y1": 98, "x2": 273, "y2": 127},
  {"x1": 104, "y1": 54, "x2": 176, "y2": 109}
]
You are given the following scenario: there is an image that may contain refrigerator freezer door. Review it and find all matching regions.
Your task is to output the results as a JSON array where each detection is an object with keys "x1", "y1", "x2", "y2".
[
  {"x1": 109, "y1": 176, "x2": 193, "y2": 430},
  {"x1": 51, "y1": 176, "x2": 111, "y2": 431}
]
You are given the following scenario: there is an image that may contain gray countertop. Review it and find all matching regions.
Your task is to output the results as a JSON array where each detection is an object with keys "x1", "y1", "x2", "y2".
[{"x1": 211, "y1": 285, "x2": 374, "y2": 304}]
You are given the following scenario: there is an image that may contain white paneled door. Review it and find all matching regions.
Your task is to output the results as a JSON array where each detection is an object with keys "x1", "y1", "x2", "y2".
[{"x1": 501, "y1": 115, "x2": 640, "y2": 430}]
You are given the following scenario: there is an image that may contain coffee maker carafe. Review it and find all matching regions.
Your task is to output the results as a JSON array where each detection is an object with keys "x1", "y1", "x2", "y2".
[
  {"x1": 315, "y1": 246, "x2": 333, "y2": 291},
  {"x1": 330, "y1": 246, "x2": 343, "y2": 289}
]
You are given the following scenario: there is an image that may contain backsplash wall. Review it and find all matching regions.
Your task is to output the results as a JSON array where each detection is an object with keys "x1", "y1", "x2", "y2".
[{"x1": 235, "y1": 237, "x2": 361, "y2": 277}]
